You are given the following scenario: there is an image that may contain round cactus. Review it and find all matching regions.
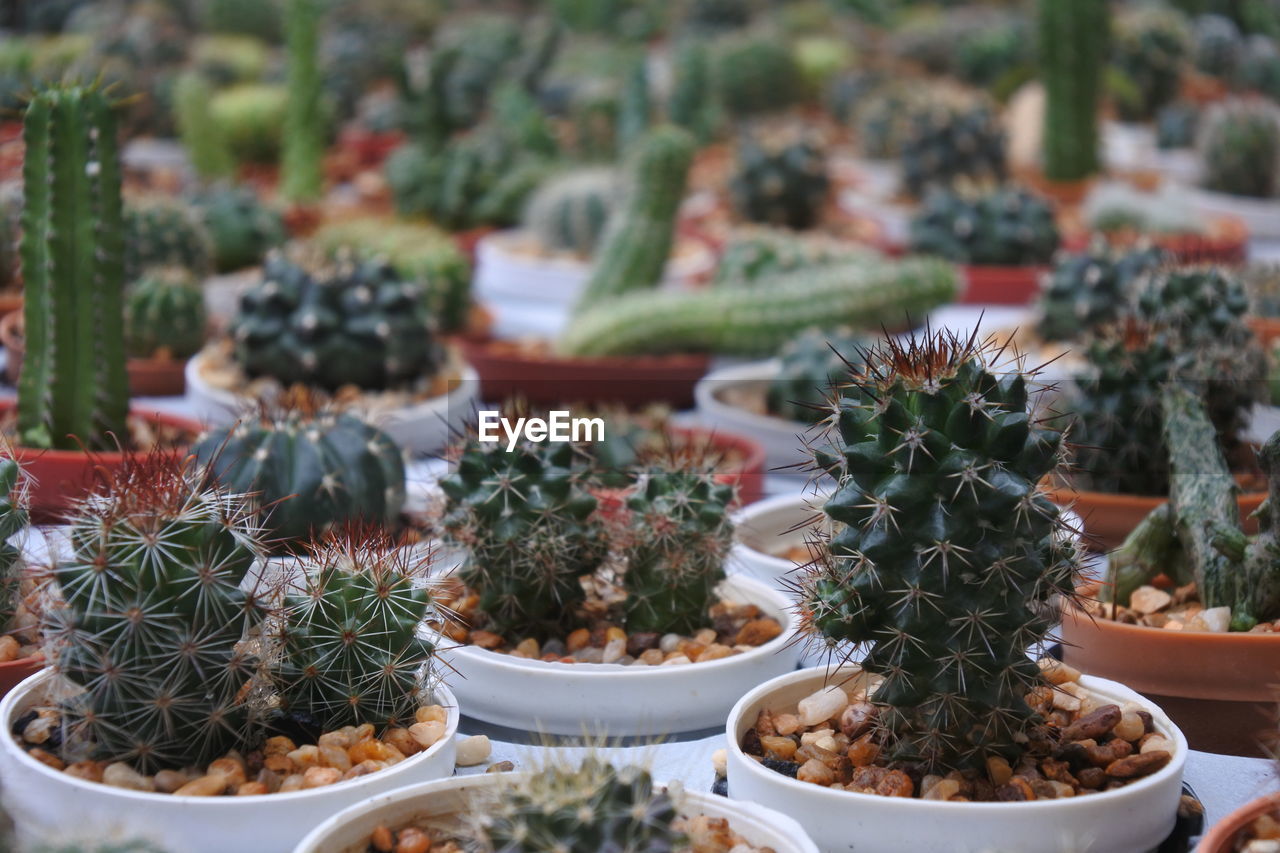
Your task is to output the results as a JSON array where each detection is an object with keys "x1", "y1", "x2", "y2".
[
  {"x1": 1036, "y1": 244, "x2": 1167, "y2": 342},
  {"x1": 766, "y1": 326, "x2": 872, "y2": 424},
  {"x1": 908, "y1": 186, "x2": 1059, "y2": 266},
  {"x1": 1197, "y1": 98, "x2": 1280, "y2": 198},
  {"x1": 899, "y1": 94, "x2": 1007, "y2": 199},
  {"x1": 123, "y1": 267, "x2": 208, "y2": 360},
  {"x1": 190, "y1": 185, "x2": 286, "y2": 273},
  {"x1": 713, "y1": 35, "x2": 802, "y2": 118},
  {"x1": 1234, "y1": 34, "x2": 1280, "y2": 100},
  {"x1": 123, "y1": 198, "x2": 214, "y2": 282},
  {"x1": 1111, "y1": 4, "x2": 1193, "y2": 121},
  {"x1": 522, "y1": 167, "x2": 619, "y2": 256},
  {"x1": 208, "y1": 83, "x2": 288, "y2": 164},
  {"x1": 1194, "y1": 13, "x2": 1242, "y2": 77},
  {"x1": 728, "y1": 130, "x2": 830, "y2": 231}
]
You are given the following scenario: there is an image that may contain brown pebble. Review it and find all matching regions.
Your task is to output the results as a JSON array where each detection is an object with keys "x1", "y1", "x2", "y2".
[
  {"x1": 566, "y1": 628, "x2": 591, "y2": 652},
  {"x1": 626, "y1": 632, "x2": 660, "y2": 656},
  {"x1": 236, "y1": 781, "x2": 269, "y2": 796},
  {"x1": 0, "y1": 635, "x2": 19, "y2": 662},
  {"x1": 1076, "y1": 767, "x2": 1106, "y2": 788},
  {"x1": 486, "y1": 760, "x2": 516, "y2": 773},
  {"x1": 303, "y1": 766, "x2": 342, "y2": 788},
  {"x1": 839, "y1": 702, "x2": 876, "y2": 740},
  {"x1": 985, "y1": 756, "x2": 1013, "y2": 787},
  {"x1": 146, "y1": 766, "x2": 186, "y2": 792},
  {"x1": 1060, "y1": 704, "x2": 1121, "y2": 741},
  {"x1": 370, "y1": 825, "x2": 394, "y2": 853},
  {"x1": 875, "y1": 769, "x2": 914, "y2": 798},
  {"x1": 175, "y1": 774, "x2": 229, "y2": 796},
  {"x1": 760, "y1": 736, "x2": 798, "y2": 761},
  {"x1": 208, "y1": 756, "x2": 247, "y2": 789},
  {"x1": 734, "y1": 618, "x2": 783, "y2": 647},
  {"x1": 277, "y1": 773, "x2": 306, "y2": 792},
  {"x1": 383, "y1": 728, "x2": 422, "y2": 758},
  {"x1": 395, "y1": 827, "x2": 431, "y2": 853},
  {"x1": 64, "y1": 761, "x2": 105, "y2": 783},
  {"x1": 847, "y1": 734, "x2": 880, "y2": 767},
  {"x1": 28, "y1": 748, "x2": 63, "y2": 771},
  {"x1": 263, "y1": 736, "x2": 297, "y2": 756},
  {"x1": 996, "y1": 777, "x2": 1036, "y2": 801},
  {"x1": 470, "y1": 630, "x2": 503, "y2": 650},
  {"x1": 797, "y1": 758, "x2": 834, "y2": 786},
  {"x1": 264, "y1": 754, "x2": 294, "y2": 774},
  {"x1": 1084, "y1": 739, "x2": 1132, "y2": 768},
  {"x1": 699, "y1": 643, "x2": 734, "y2": 661},
  {"x1": 1105, "y1": 750, "x2": 1171, "y2": 779}
]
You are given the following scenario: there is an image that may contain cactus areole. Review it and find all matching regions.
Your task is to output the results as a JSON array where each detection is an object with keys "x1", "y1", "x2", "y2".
[{"x1": 799, "y1": 331, "x2": 1080, "y2": 773}]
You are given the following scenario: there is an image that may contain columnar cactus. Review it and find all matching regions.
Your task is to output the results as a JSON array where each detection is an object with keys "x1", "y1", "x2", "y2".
[
  {"x1": 728, "y1": 131, "x2": 830, "y2": 231},
  {"x1": 440, "y1": 439, "x2": 608, "y2": 639},
  {"x1": 798, "y1": 331, "x2": 1079, "y2": 771},
  {"x1": 766, "y1": 326, "x2": 872, "y2": 423},
  {"x1": 908, "y1": 187, "x2": 1059, "y2": 266},
  {"x1": 124, "y1": 198, "x2": 215, "y2": 281},
  {"x1": 1197, "y1": 98, "x2": 1280, "y2": 199},
  {"x1": 281, "y1": 0, "x2": 325, "y2": 203},
  {"x1": 44, "y1": 454, "x2": 271, "y2": 771},
  {"x1": 190, "y1": 184, "x2": 286, "y2": 273},
  {"x1": 620, "y1": 468, "x2": 735, "y2": 635},
  {"x1": 191, "y1": 406, "x2": 406, "y2": 547},
  {"x1": 899, "y1": 96, "x2": 1007, "y2": 199},
  {"x1": 1039, "y1": 0, "x2": 1107, "y2": 181},
  {"x1": 174, "y1": 72, "x2": 233, "y2": 181},
  {"x1": 522, "y1": 168, "x2": 619, "y2": 257},
  {"x1": 231, "y1": 250, "x2": 444, "y2": 392},
  {"x1": 1036, "y1": 244, "x2": 1167, "y2": 342},
  {"x1": 668, "y1": 40, "x2": 715, "y2": 142},
  {"x1": 17, "y1": 84, "x2": 129, "y2": 452},
  {"x1": 123, "y1": 267, "x2": 208, "y2": 360},
  {"x1": 616, "y1": 55, "x2": 650, "y2": 152}
]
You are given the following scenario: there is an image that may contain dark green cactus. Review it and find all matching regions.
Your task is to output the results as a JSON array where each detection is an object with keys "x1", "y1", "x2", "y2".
[
  {"x1": 17, "y1": 84, "x2": 129, "y2": 452},
  {"x1": 713, "y1": 35, "x2": 802, "y2": 119},
  {"x1": 798, "y1": 331, "x2": 1079, "y2": 772},
  {"x1": 1036, "y1": 244, "x2": 1168, "y2": 342},
  {"x1": 191, "y1": 407, "x2": 406, "y2": 548},
  {"x1": 1039, "y1": 0, "x2": 1107, "y2": 182},
  {"x1": 908, "y1": 187, "x2": 1059, "y2": 266},
  {"x1": 45, "y1": 454, "x2": 271, "y2": 772},
  {"x1": 1197, "y1": 98, "x2": 1280, "y2": 198},
  {"x1": 766, "y1": 327, "x2": 873, "y2": 424},
  {"x1": 441, "y1": 438, "x2": 607, "y2": 639},
  {"x1": 621, "y1": 468, "x2": 735, "y2": 635},
  {"x1": 281, "y1": 0, "x2": 325, "y2": 203},
  {"x1": 1111, "y1": 4, "x2": 1193, "y2": 120},
  {"x1": 123, "y1": 267, "x2": 207, "y2": 360},
  {"x1": 899, "y1": 95, "x2": 1007, "y2": 199},
  {"x1": 1194, "y1": 13, "x2": 1242, "y2": 76},
  {"x1": 669, "y1": 40, "x2": 715, "y2": 142},
  {"x1": 728, "y1": 130, "x2": 830, "y2": 231},
  {"x1": 522, "y1": 168, "x2": 619, "y2": 257},
  {"x1": 124, "y1": 198, "x2": 214, "y2": 282},
  {"x1": 854, "y1": 86, "x2": 921, "y2": 159},
  {"x1": 190, "y1": 184, "x2": 286, "y2": 273},
  {"x1": 231, "y1": 250, "x2": 444, "y2": 392},
  {"x1": 0, "y1": 457, "x2": 27, "y2": 633}
]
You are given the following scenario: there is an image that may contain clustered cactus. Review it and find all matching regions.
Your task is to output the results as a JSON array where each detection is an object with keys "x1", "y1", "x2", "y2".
[
  {"x1": 123, "y1": 267, "x2": 208, "y2": 360},
  {"x1": 0, "y1": 457, "x2": 27, "y2": 633},
  {"x1": 522, "y1": 167, "x2": 619, "y2": 257},
  {"x1": 1036, "y1": 244, "x2": 1167, "y2": 342},
  {"x1": 1197, "y1": 98, "x2": 1280, "y2": 199},
  {"x1": 908, "y1": 187, "x2": 1059, "y2": 267},
  {"x1": 1038, "y1": 0, "x2": 1106, "y2": 181},
  {"x1": 766, "y1": 326, "x2": 872, "y2": 424},
  {"x1": 798, "y1": 331, "x2": 1079, "y2": 771},
  {"x1": 728, "y1": 130, "x2": 830, "y2": 231},
  {"x1": 713, "y1": 227, "x2": 876, "y2": 286},
  {"x1": 899, "y1": 95, "x2": 1007, "y2": 199}
]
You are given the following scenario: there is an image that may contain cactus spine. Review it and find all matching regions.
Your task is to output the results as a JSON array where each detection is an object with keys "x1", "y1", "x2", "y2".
[
  {"x1": 282, "y1": 0, "x2": 324, "y2": 203},
  {"x1": 17, "y1": 84, "x2": 129, "y2": 452},
  {"x1": 123, "y1": 267, "x2": 207, "y2": 360},
  {"x1": 1039, "y1": 0, "x2": 1106, "y2": 181},
  {"x1": 798, "y1": 332, "x2": 1079, "y2": 772},
  {"x1": 174, "y1": 72, "x2": 233, "y2": 181}
]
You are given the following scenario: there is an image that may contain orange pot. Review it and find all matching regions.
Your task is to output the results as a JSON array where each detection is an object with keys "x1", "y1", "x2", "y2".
[
  {"x1": 0, "y1": 654, "x2": 42, "y2": 698},
  {"x1": 960, "y1": 265, "x2": 1049, "y2": 306},
  {"x1": 1198, "y1": 793, "x2": 1280, "y2": 853},
  {"x1": 1062, "y1": 214, "x2": 1249, "y2": 265},
  {"x1": 1250, "y1": 316, "x2": 1280, "y2": 351},
  {"x1": 1013, "y1": 166, "x2": 1096, "y2": 207}
]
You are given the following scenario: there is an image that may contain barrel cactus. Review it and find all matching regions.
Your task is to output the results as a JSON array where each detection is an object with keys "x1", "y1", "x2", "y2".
[
  {"x1": 713, "y1": 35, "x2": 802, "y2": 118},
  {"x1": 190, "y1": 184, "x2": 286, "y2": 273},
  {"x1": 124, "y1": 198, "x2": 214, "y2": 281},
  {"x1": 766, "y1": 326, "x2": 873, "y2": 423},
  {"x1": 208, "y1": 83, "x2": 288, "y2": 164},
  {"x1": 1036, "y1": 244, "x2": 1168, "y2": 342},
  {"x1": 908, "y1": 187, "x2": 1059, "y2": 266},
  {"x1": 1194, "y1": 13, "x2": 1242, "y2": 77},
  {"x1": 1197, "y1": 98, "x2": 1280, "y2": 198},
  {"x1": 728, "y1": 130, "x2": 830, "y2": 231},
  {"x1": 1111, "y1": 4, "x2": 1193, "y2": 121},
  {"x1": 123, "y1": 267, "x2": 208, "y2": 360},
  {"x1": 899, "y1": 95, "x2": 1007, "y2": 199},
  {"x1": 522, "y1": 167, "x2": 619, "y2": 257}
]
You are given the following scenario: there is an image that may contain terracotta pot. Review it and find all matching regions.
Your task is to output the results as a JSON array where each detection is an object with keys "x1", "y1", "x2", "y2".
[
  {"x1": 0, "y1": 656, "x2": 41, "y2": 699},
  {"x1": 452, "y1": 226, "x2": 496, "y2": 267},
  {"x1": 0, "y1": 292, "x2": 20, "y2": 318},
  {"x1": 1062, "y1": 214, "x2": 1249, "y2": 265},
  {"x1": 1197, "y1": 793, "x2": 1280, "y2": 853},
  {"x1": 1060, "y1": 599, "x2": 1280, "y2": 757},
  {"x1": 1013, "y1": 166, "x2": 1096, "y2": 207},
  {"x1": 960, "y1": 265, "x2": 1049, "y2": 306},
  {"x1": 1250, "y1": 316, "x2": 1280, "y2": 350},
  {"x1": 456, "y1": 338, "x2": 711, "y2": 409},
  {"x1": 1046, "y1": 481, "x2": 1265, "y2": 552},
  {"x1": 0, "y1": 399, "x2": 200, "y2": 524}
]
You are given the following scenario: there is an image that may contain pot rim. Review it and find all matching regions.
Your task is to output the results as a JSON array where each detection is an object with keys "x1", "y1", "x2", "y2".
[
  {"x1": 458, "y1": 337, "x2": 712, "y2": 370},
  {"x1": 1196, "y1": 791, "x2": 1280, "y2": 853},
  {"x1": 1061, "y1": 597, "x2": 1280, "y2": 647},
  {"x1": 0, "y1": 400, "x2": 201, "y2": 462},
  {"x1": 730, "y1": 492, "x2": 826, "y2": 565},
  {"x1": 696, "y1": 359, "x2": 820, "y2": 434},
  {"x1": 0, "y1": 669, "x2": 461, "y2": 805},
  {"x1": 665, "y1": 424, "x2": 768, "y2": 480}
]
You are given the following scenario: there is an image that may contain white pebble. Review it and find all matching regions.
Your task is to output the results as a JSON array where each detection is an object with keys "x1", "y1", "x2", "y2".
[
  {"x1": 711, "y1": 748, "x2": 727, "y2": 777},
  {"x1": 1129, "y1": 586, "x2": 1172, "y2": 615},
  {"x1": 602, "y1": 637, "x2": 626, "y2": 663},
  {"x1": 455, "y1": 735, "x2": 491, "y2": 767},
  {"x1": 103, "y1": 762, "x2": 155, "y2": 792},
  {"x1": 410, "y1": 720, "x2": 447, "y2": 749},
  {"x1": 813, "y1": 735, "x2": 838, "y2": 753},
  {"x1": 1197, "y1": 606, "x2": 1231, "y2": 633},
  {"x1": 1140, "y1": 736, "x2": 1174, "y2": 755},
  {"x1": 659, "y1": 633, "x2": 682, "y2": 653},
  {"x1": 797, "y1": 686, "x2": 848, "y2": 727},
  {"x1": 660, "y1": 654, "x2": 691, "y2": 666},
  {"x1": 1242, "y1": 841, "x2": 1280, "y2": 853}
]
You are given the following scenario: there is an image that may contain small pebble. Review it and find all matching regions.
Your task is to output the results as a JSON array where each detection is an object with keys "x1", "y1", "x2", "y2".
[
  {"x1": 103, "y1": 762, "x2": 155, "y2": 792},
  {"x1": 0, "y1": 635, "x2": 20, "y2": 662},
  {"x1": 797, "y1": 685, "x2": 848, "y2": 727},
  {"x1": 303, "y1": 766, "x2": 342, "y2": 788},
  {"x1": 711, "y1": 748, "x2": 727, "y2": 777},
  {"x1": 1198, "y1": 606, "x2": 1231, "y2": 633},
  {"x1": 659, "y1": 633, "x2": 682, "y2": 653},
  {"x1": 486, "y1": 760, "x2": 516, "y2": 773},
  {"x1": 410, "y1": 721, "x2": 447, "y2": 749},
  {"x1": 174, "y1": 774, "x2": 228, "y2": 796},
  {"x1": 1129, "y1": 586, "x2": 1173, "y2": 615},
  {"x1": 602, "y1": 637, "x2": 626, "y2": 663},
  {"x1": 455, "y1": 735, "x2": 491, "y2": 767}
]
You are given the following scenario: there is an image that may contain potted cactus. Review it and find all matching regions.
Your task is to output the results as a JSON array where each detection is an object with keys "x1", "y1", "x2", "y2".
[
  {"x1": 0, "y1": 456, "x2": 460, "y2": 853},
  {"x1": 724, "y1": 330, "x2": 1187, "y2": 853},
  {"x1": 1034, "y1": 242, "x2": 1168, "y2": 343},
  {"x1": 0, "y1": 455, "x2": 41, "y2": 696},
  {"x1": 1188, "y1": 98, "x2": 1280, "y2": 239}
]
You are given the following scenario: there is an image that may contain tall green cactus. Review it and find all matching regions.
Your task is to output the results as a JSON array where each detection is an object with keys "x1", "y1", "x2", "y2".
[
  {"x1": 17, "y1": 84, "x2": 129, "y2": 452},
  {"x1": 174, "y1": 71, "x2": 233, "y2": 181},
  {"x1": 616, "y1": 55, "x2": 650, "y2": 151},
  {"x1": 1039, "y1": 0, "x2": 1107, "y2": 181},
  {"x1": 668, "y1": 40, "x2": 714, "y2": 142},
  {"x1": 281, "y1": 0, "x2": 324, "y2": 203}
]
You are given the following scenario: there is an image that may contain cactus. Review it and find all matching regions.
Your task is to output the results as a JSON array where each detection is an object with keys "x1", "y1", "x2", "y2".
[
  {"x1": 1197, "y1": 98, "x2": 1280, "y2": 198},
  {"x1": 1039, "y1": 0, "x2": 1107, "y2": 182},
  {"x1": 572, "y1": 125, "x2": 695, "y2": 315},
  {"x1": 1234, "y1": 34, "x2": 1280, "y2": 98},
  {"x1": 275, "y1": 528, "x2": 438, "y2": 729},
  {"x1": 174, "y1": 72, "x2": 233, "y2": 182},
  {"x1": 908, "y1": 187, "x2": 1059, "y2": 266},
  {"x1": 668, "y1": 40, "x2": 716, "y2": 142},
  {"x1": 686, "y1": 0, "x2": 753, "y2": 34},
  {"x1": 713, "y1": 227, "x2": 876, "y2": 285},
  {"x1": 899, "y1": 94, "x2": 1007, "y2": 198},
  {"x1": 713, "y1": 35, "x2": 803, "y2": 119},
  {"x1": 209, "y1": 84, "x2": 288, "y2": 165},
  {"x1": 766, "y1": 326, "x2": 873, "y2": 424},
  {"x1": 282, "y1": 0, "x2": 325, "y2": 203},
  {"x1": 559, "y1": 257, "x2": 960, "y2": 358},
  {"x1": 1156, "y1": 100, "x2": 1200, "y2": 148},
  {"x1": 1111, "y1": 4, "x2": 1193, "y2": 121},
  {"x1": 0, "y1": 457, "x2": 27, "y2": 634},
  {"x1": 124, "y1": 198, "x2": 215, "y2": 283},
  {"x1": 124, "y1": 268, "x2": 207, "y2": 360},
  {"x1": 522, "y1": 168, "x2": 619, "y2": 257},
  {"x1": 854, "y1": 86, "x2": 923, "y2": 159},
  {"x1": 191, "y1": 406, "x2": 406, "y2": 548},
  {"x1": 231, "y1": 249, "x2": 444, "y2": 393},
  {"x1": 728, "y1": 130, "x2": 830, "y2": 231},
  {"x1": 191, "y1": 34, "x2": 271, "y2": 86},
  {"x1": 0, "y1": 183, "x2": 21, "y2": 293},
  {"x1": 569, "y1": 83, "x2": 622, "y2": 161},
  {"x1": 44, "y1": 454, "x2": 271, "y2": 772},
  {"x1": 1036, "y1": 244, "x2": 1168, "y2": 342},
  {"x1": 1244, "y1": 261, "x2": 1280, "y2": 317},
  {"x1": 201, "y1": 0, "x2": 282, "y2": 41},
  {"x1": 616, "y1": 55, "x2": 650, "y2": 151},
  {"x1": 1194, "y1": 13, "x2": 1243, "y2": 76},
  {"x1": 620, "y1": 467, "x2": 735, "y2": 635},
  {"x1": 190, "y1": 185, "x2": 286, "y2": 273},
  {"x1": 17, "y1": 84, "x2": 129, "y2": 453},
  {"x1": 440, "y1": 438, "x2": 607, "y2": 639},
  {"x1": 797, "y1": 331, "x2": 1079, "y2": 772}
]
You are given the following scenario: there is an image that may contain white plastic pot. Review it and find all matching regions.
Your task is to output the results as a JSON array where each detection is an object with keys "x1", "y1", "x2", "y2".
[
  {"x1": 202, "y1": 268, "x2": 261, "y2": 331},
  {"x1": 294, "y1": 771, "x2": 820, "y2": 853},
  {"x1": 432, "y1": 574, "x2": 802, "y2": 736},
  {"x1": 183, "y1": 351, "x2": 480, "y2": 456},
  {"x1": 726, "y1": 667, "x2": 1188, "y2": 853},
  {"x1": 1186, "y1": 186, "x2": 1280, "y2": 240},
  {"x1": 728, "y1": 492, "x2": 829, "y2": 584},
  {"x1": 0, "y1": 669, "x2": 461, "y2": 853}
]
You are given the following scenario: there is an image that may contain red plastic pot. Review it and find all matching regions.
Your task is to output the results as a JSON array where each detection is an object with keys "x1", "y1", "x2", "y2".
[
  {"x1": 1062, "y1": 214, "x2": 1249, "y2": 265},
  {"x1": 0, "y1": 655, "x2": 42, "y2": 699},
  {"x1": 959, "y1": 265, "x2": 1049, "y2": 306}
]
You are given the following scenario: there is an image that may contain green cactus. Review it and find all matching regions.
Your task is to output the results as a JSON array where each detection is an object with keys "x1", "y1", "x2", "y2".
[
  {"x1": 908, "y1": 187, "x2": 1059, "y2": 266},
  {"x1": 686, "y1": 0, "x2": 753, "y2": 34},
  {"x1": 17, "y1": 84, "x2": 129, "y2": 453},
  {"x1": 559, "y1": 257, "x2": 960, "y2": 358},
  {"x1": 124, "y1": 268, "x2": 207, "y2": 360},
  {"x1": 573, "y1": 125, "x2": 695, "y2": 315},
  {"x1": 1036, "y1": 244, "x2": 1168, "y2": 342},
  {"x1": 1194, "y1": 13, "x2": 1242, "y2": 76},
  {"x1": 201, "y1": 0, "x2": 282, "y2": 41},
  {"x1": 713, "y1": 35, "x2": 803, "y2": 119},
  {"x1": 1039, "y1": 0, "x2": 1107, "y2": 182},
  {"x1": 899, "y1": 95, "x2": 1007, "y2": 198},
  {"x1": 713, "y1": 227, "x2": 876, "y2": 285},
  {"x1": 766, "y1": 326, "x2": 873, "y2": 424},
  {"x1": 275, "y1": 529, "x2": 437, "y2": 729},
  {"x1": 0, "y1": 457, "x2": 27, "y2": 633},
  {"x1": 282, "y1": 0, "x2": 325, "y2": 203},
  {"x1": 854, "y1": 86, "x2": 923, "y2": 159},
  {"x1": 1197, "y1": 98, "x2": 1280, "y2": 198},
  {"x1": 191, "y1": 34, "x2": 271, "y2": 86},
  {"x1": 522, "y1": 168, "x2": 619, "y2": 257},
  {"x1": 173, "y1": 72, "x2": 234, "y2": 182},
  {"x1": 668, "y1": 40, "x2": 716, "y2": 142},
  {"x1": 0, "y1": 183, "x2": 21, "y2": 293},
  {"x1": 728, "y1": 130, "x2": 830, "y2": 231},
  {"x1": 440, "y1": 438, "x2": 607, "y2": 639},
  {"x1": 1111, "y1": 4, "x2": 1193, "y2": 121},
  {"x1": 0, "y1": 38, "x2": 35, "y2": 115},
  {"x1": 190, "y1": 185, "x2": 286, "y2": 273},
  {"x1": 45, "y1": 454, "x2": 270, "y2": 772},
  {"x1": 617, "y1": 55, "x2": 651, "y2": 152},
  {"x1": 569, "y1": 83, "x2": 622, "y2": 161},
  {"x1": 124, "y1": 198, "x2": 215, "y2": 282},
  {"x1": 798, "y1": 331, "x2": 1079, "y2": 772},
  {"x1": 231, "y1": 250, "x2": 444, "y2": 393},
  {"x1": 1156, "y1": 100, "x2": 1200, "y2": 148},
  {"x1": 1234, "y1": 34, "x2": 1280, "y2": 98},
  {"x1": 191, "y1": 407, "x2": 405, "y2": 548},
  {"x1": 208, "y1": 84, "x2": 288, "y2": 165}
]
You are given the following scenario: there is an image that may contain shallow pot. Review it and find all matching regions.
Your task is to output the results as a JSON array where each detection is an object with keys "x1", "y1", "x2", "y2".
[
  {"x1": 726, "y1": 667, "x2": 1188, "y2": 853},
  {"x1": 431, "y1": 574, "x2": 802, "y2": 736},
  {"x1": 183, "y1": 350, "x2": 480, "y2": 456},
  {"x1": 728, "y1": 492, "x2": 826, "y2": 584},
  {"x1": 1060, "y1": 602, "x2": 1280, "y2": 757},
  {"x1": 1186, "y1": 187, "x2": 1280, "y2": 240},
  {"x1": 1197, "y1": 792, "x2": 1280, "y2": 853},
  {"x1": 0, "y1": 669, "x2": 460, "y2": 853},
  {"x1": 293, "y1": 770, "x2": 820, "y2": 853},
  {"x1": 960, "y1": 264, "x2": 1050, "y2": 306},
  {"x1": 694, "y1": 360, "x2": 817, "y2": 481}
]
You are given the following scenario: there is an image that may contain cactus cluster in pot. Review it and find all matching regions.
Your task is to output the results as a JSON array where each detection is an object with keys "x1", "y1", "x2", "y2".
[
  {"x1": 1197, "y1": 98, "x2": 1280, "y2": 199},
  {"x1": 123, "y1": 197, "x2": 215, "y2": 282},
  {"x1": 729, "y1": 129, "x2": 831, "y2": 231},
  {"x1": 907, "y1": 186, "x2": 1059, "y2": 267},
  {"x1": 189, "y1": 184, "x2": 286, "y2": 274},
  {"x1": 1035, "y1": 243, "x2": 1168, "y2": 342},
  {"x1": 521, "y1": 167, "x2": 619, "y2": 257},
  {"x1": 898, "y1": 93, "x2": 1007, "y2": 199},
  {"x1": 713, "y1": 228, "x2": 876, "y2": 286}
]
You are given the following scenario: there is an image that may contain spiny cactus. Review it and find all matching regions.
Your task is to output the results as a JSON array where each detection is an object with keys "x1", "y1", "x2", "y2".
[
  {"x1": 190, "y1": 184, "x2": 286, "y2": 273},
  {"x1": 728, "y1": 130, "x2": 830, "y2": 231},
  {"x1": 559, "y1": 257, "x2": 960, "y2": 358},
  {"x1": 174, "y1": 72, "x2": 234, "y2": 182},
  {"x1": 191, "y1": 33, "x2": 271, "y2": 86},
  {"x1": 522, "y1": 168, "x2": 619, "y2": 257},
  {"x1": 440, "y1": 438, "x2": 607, "y2": 639},
  {"x1": 766, "y1": 326, "x2": 873, "y2": 424},
  {"x1": 908, "y1": 187, "x2": 1059, "y2": 266},
  {"x1": 17, "y1": 84, "x2": 129, "y2": 453},
  {"x1": 620, "y1": 467, "x2": 735, "y2": 635},
  {"x1": 275, "y1": 528, "x2": 439, "y2": 729},
  {"x1": 1036, "y1": 244, "x2": 1168, "y2": 342},
  {"x1": 1244, "y1": 261, "x2": 1280, "y2": 317},
  {"x1": 44, "y1": 454, "x2": 271, "y2": 772},
  {"x1": 713, "y1": 35, "x2": 802, "y2": 119},
  {"x1": 616, "y1": 55, "x2": 650, "y2": 152},
  {"x1": 192, "y1": 404, "x2": 406, "y2": 548},
  {"x1": 1111, "y1": 4, "x2": 1193, "y2": 121},
  {"x1": 1194, "y1": 13, "x2": 1242, "y2": 76},
  {"x1": 798, "y1": 331, "x2": 1079, "y2": 772},
  {"x1": 668, "y1": 40, "x2": 715, "y2": 142},
  {"x1": 713, "y1": 227, "x2": 876, "y2": 285},
  {"x1": 1197, "y1": 98, "x2": 1280, "y2": 198},
  {"x1": 1039, "y1": 0, "x2": 1107, "y2": 181},
  {"x1": 572, "y1": 125, "x2": 695, "y2": 315},
  {"x1": 208, "y1": 84, "x2": 288, "y2": 164},
  {"x1": 281, "y1": 0, "x2": 325, "y2": 203},
  {"x1": 124, "y1": 267, "x2": 207, "y2": 360},
  {"x1": 0, "y1": 456, "x2": 27, "y2": 633},
  {"x1": 899, "y1": 95, "x2": 1007, "y2": 199},
  {"x1": 854, "y1": 86, "x2": 922, "y2": 159},
  {"x1": 232, "y1": 249, "x2": 444, "y2": 392},
  {"x1": 124, "y1": 197, "x2": 214, "y2": 282}
]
